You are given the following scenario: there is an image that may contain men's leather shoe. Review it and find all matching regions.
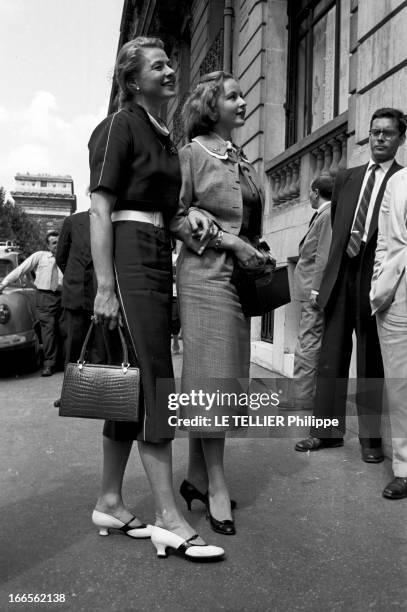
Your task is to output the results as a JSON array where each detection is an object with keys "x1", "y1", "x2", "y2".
[
  {"x1": 382, "y1": 477, "x2": 407, "y2": 499},
  {"x1": 41, "y1": 367, "x2": 53, "y2": 377},
  {"x1": 53, "y1": 398, "x2": 61, "y2": 408},
  {"x1": 361, "y1": 447, "x2": 384, "y2": 463},
  {"x1": 295, "y1": 435, "x2": 344, "y2": 452},
  {"x1": 279, "y1": 402, "x2": 313, "y2": 411}
]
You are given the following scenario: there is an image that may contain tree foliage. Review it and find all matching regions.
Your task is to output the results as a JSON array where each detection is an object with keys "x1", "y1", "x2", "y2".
[{"x1": 0, "y1": 188, "x2": 44, "y2": 257}]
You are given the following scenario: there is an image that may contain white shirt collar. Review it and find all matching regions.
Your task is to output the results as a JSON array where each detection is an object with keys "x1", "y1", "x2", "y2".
[
  {"x1": 368, "y1": 157, "x2": 394, "y2": 173},
  {"x1": 316, "y1": 200, "x2": 331, "y2": 216}
]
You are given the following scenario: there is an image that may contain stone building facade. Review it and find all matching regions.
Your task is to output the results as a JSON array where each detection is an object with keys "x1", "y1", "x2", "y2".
[
  {"x1": 11, "y1": 173, "x2": 76, "y2": 235},
  {"x1": 112, "y1": 0, "x2": 407, "y2": 375}
]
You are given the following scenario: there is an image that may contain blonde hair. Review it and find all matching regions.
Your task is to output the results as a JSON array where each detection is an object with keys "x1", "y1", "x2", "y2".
[
  {"x1": 115, "y1": 37, "x2": 165, "y2": 107},
  {"x1": 182, "y1": 71, "x2": 234, "y2": 141}
]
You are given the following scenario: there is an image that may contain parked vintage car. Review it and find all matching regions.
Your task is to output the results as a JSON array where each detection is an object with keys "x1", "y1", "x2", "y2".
[{"x1": 0, "y1": 244, "x2": 40, "y2": 372}]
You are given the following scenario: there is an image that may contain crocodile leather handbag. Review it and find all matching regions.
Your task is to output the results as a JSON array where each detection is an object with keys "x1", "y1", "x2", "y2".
[{"x1": 59, "y1": 322, "x2": 140, "y2": 421}]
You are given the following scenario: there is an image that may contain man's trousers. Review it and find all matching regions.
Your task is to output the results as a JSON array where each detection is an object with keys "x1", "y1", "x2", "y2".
[
  {"x1": 36, "y1": 290, "x2": 63, "y2": 368},
  {"x1": 376, "y1": 274, "x2": 407, "y2": 477},
  {"x1": 310, "y1": 253, "x2": 384, "y2": 444},
  {"x1": 293, "y1": 300, "x2": 324, "y2": 409}
]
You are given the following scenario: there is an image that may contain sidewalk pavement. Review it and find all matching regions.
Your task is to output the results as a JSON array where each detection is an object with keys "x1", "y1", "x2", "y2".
[{"x1": 1, "y1": 351, "x2": 406, "y2": 611}]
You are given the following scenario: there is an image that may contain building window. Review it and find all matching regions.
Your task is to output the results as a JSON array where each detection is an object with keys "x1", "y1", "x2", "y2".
[
  {"x1": 261, "y1": 311, "x2": 274, "y2": 343},
  {"x1": 286, "y1": 0, "x2": 350, "y2": 146},
  {"x1": 40, "y1": 181, "x2": 47, "y2": 187},
  {"x1": 199, "y1": 0, "x2": 225, "y2": 76}
]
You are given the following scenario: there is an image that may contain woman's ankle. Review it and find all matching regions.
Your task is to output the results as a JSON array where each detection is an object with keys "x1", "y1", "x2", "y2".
[
  {"x1": 95, "y1": 493, "x2": 125, "y2": 514},
  {"x1": 186, "y1": 473, "x2": 208, "y2": 493},
  {"x1": 155, "y1": 510, "x2": 204, "y2": 543}
]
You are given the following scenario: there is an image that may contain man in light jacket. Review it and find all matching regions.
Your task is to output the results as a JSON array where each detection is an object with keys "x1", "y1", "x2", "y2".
[
  {"x1": 290, "y1": 176, "x2": 333, "y2": 410},
  {"x1": 370, "y1": 166, "x2": 407, "y2": 499}
]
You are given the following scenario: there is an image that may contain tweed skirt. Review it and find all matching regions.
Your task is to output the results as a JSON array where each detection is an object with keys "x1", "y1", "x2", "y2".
[
  {"x1": 176, "y1": 245, "x2": 250, "y2": 432},
  {"x1": 103, "y1": 221, "x2": 175, "y2": 443}
]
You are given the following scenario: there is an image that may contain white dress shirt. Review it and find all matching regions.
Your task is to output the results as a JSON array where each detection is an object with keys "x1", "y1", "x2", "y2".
[
  {"x1": 351, "y1": 158, "x2": 395, "y2": 241},
  {"x1": 2, "y1": 251, "x2": 63, "y2": 291}
]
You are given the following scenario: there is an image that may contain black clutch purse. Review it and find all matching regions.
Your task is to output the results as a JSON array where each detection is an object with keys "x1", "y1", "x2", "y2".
[
  {"x1": 59, "y1": 322, "x2": 140, "y2": 421},
  {"x1": 232, "y1": 260, "x2": 291, "y2": 317}
]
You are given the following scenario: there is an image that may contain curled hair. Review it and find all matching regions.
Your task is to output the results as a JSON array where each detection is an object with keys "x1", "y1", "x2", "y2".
[
  {"x1": 115, "y1": 37, "x2": 165, "y2": 107},
  {"x1": 182, "y1": 71, "x2": 234, "y2": 141},
  {"x1": 370, "y1": 107, "x2": 407, "y2": 136},
  {"x1": 45, "y1": 230, "x2": 59, "y2": 244}
]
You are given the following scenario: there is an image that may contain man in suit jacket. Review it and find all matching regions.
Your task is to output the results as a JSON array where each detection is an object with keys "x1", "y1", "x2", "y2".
[
  {"x1": 56, "y1": 210, "x2": 105, "y2": 365},
  {"x1": 296, "y1": 107, "x2": 405, "y2": 462},
  {"x1": 290, "y1": 176, "x2": 333, "y2": 410},
  {"x1": 371, "y1": 167, "x2": 407, "y2": 498}
]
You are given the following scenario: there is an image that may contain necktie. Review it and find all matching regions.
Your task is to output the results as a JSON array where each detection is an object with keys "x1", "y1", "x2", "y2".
[
  {"x1": 308, "y1": 212, "x2": 318, "y2": 227},
  {"x1": 346, "y1": 164, "x2": 379, "y2": 257},
  {"x1": 299, "y1": 212, "x2": 318, "y2": 250},
  {"x1": 50, "y1": 260, "x2": 59, "y2": 291}
]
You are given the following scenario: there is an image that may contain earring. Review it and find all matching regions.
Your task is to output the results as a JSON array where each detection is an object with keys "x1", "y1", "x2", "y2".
[{"x1": 135, "y1": 84, "x2": 140, "y2": 92}]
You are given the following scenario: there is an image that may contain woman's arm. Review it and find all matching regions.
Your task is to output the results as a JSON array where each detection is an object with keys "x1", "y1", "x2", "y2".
[
  {"x1": 90, "y1": 190, "x2": 121, "y2": 329},
  {"x1": 170, "y1": 145, "x2": 214, "y2": 253},
  {"x1": 205, "y1": 231, "x2": 267, "y2": 267}
]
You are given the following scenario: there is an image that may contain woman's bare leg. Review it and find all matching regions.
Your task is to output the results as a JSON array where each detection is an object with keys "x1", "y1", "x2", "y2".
[
  {"x1": 201, "y1": 437, "x2": 232, "y2": 521},
  {"x1": 138, "y1": 440, "x2": 204, "y2": 543},
  {"x1": 94, "y1": 437, "x2": 143, "y2": 526},
  {"x1": 186, "y1": 437, "x2": 208, "y2": 493}
]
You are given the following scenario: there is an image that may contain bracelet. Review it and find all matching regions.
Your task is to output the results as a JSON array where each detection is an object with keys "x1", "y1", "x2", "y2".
[{"x1": 214, "y1": 230, "x2": 224, "y2": 250}]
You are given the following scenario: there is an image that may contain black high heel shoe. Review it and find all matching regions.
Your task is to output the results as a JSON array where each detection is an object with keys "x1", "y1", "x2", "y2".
[
  {"x1": 205, "y1": 498, "x2": 236, "y2": 536},
  {"x1": 180, "y1": 479, "x2": 237, "y2": 511}
]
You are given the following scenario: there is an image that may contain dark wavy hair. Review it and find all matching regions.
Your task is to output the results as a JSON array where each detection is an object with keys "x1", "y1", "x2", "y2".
[
  {"x1": 311, "y1": 176, "x2": 334, "y2": 200},
  {"x1": 370, "y1": 107, "x2": 407, "y2": 136},
  {"x1": 115, "y1": 36, "x2": 165, "y2": 107},
  {"x1": 182, "y1": 71, "x2": 234, "y2": 141}
]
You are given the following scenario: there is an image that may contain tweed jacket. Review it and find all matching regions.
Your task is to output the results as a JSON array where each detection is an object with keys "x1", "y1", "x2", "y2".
[
  {"x1": 370, "y1": 168, "x2": 407, "y2": 314},
  {"x1": 170, "y1": 133, "x2": 265, "y2": 243},
  {"x1": 293, "y1": 202, "x2": 332, "y2": 301}
]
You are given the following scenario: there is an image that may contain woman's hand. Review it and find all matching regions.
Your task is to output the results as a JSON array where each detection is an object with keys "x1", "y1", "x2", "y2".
[
  {"x1": 93, "y1": 288, "x2": 122, "y2": 330},
  {"x1": 187, "y1": 209, "x2": 216, "y2": 242},
  {"x1": 230, "y1": 236, "x2": 268, "y2": 268}
]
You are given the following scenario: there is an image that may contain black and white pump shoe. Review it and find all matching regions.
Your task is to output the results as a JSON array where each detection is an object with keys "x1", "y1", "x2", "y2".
[
  {"x1": 92, "y1": 510, "x2": 153, "y2": 538},
  {"x1": 150, "y1": 526, "x2": 225, "y2": 561}
]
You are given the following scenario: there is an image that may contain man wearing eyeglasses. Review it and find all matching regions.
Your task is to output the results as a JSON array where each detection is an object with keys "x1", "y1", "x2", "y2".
[{"x1": 296, "y1": 107, "x2": 406, "y2": 463}]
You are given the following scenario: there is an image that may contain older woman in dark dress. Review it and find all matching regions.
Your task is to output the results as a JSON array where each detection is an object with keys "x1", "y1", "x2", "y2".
[{"x1": 88, "y1": 37, "x2": 223, "y2": 562}]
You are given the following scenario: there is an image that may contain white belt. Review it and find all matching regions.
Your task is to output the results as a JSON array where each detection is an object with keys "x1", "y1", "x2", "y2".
[{"x1": 111, "y1": 209, "x2": 164, "y2": 227}]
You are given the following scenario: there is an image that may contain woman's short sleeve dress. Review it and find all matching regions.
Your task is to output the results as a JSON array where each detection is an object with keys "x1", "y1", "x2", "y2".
[{"x1": 88, "y1": 105, "x2": 181, "y2": 443}]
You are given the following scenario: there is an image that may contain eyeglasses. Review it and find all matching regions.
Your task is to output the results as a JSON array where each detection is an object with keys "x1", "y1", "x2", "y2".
[{"x1": 369, "y1": 129, "x2": 399, "y2": 140}]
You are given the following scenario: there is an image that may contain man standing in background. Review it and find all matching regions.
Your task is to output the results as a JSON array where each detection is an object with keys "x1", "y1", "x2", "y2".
[
  {"x1": 290, "y1": 176, "x2": 333, "y2": 410},
  {"x1": 371, "y1": 167, "x2": 407, "y2": 498},
  {"x1": 0, "y1": 230, "x2": 63, "y2": 377},
  {"x1": 296, "y1": 108, "x2": 405, "y2": 462},
  {"x1": 56, "y1": 210, "x2": 105, "y2": 369}
]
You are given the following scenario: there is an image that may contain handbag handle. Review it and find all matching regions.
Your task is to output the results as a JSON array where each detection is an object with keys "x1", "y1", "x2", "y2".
[{"x1": 77, "y1": 320, "x2": 131, "y2": 373}]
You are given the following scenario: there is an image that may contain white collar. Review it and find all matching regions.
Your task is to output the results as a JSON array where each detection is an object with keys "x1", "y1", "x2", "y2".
[
  {"x1": 146, "y1": 112, "x2": 169, "y2": 136},
  {"x1": 368, "y1": 158, "x2": 394, "y2": 173},
  {"x1": 316, "y1": 200, "x2": 331, "y2": 216},
  {"x1": 191, "y1": 134, "x2": 249, "y2": 162}
]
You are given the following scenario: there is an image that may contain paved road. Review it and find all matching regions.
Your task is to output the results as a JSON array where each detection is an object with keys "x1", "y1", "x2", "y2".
[{"x1": 1, "y1": 355, "x2": 406, "y2": 611}]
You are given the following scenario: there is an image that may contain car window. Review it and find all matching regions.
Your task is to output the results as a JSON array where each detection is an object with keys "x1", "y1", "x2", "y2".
[
  {"x1": 0, "y1": 257, "x2": 24, "y2": 287},
  {"x1": 0, "y1": 258, "x2": 14, "y2": 282}
]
